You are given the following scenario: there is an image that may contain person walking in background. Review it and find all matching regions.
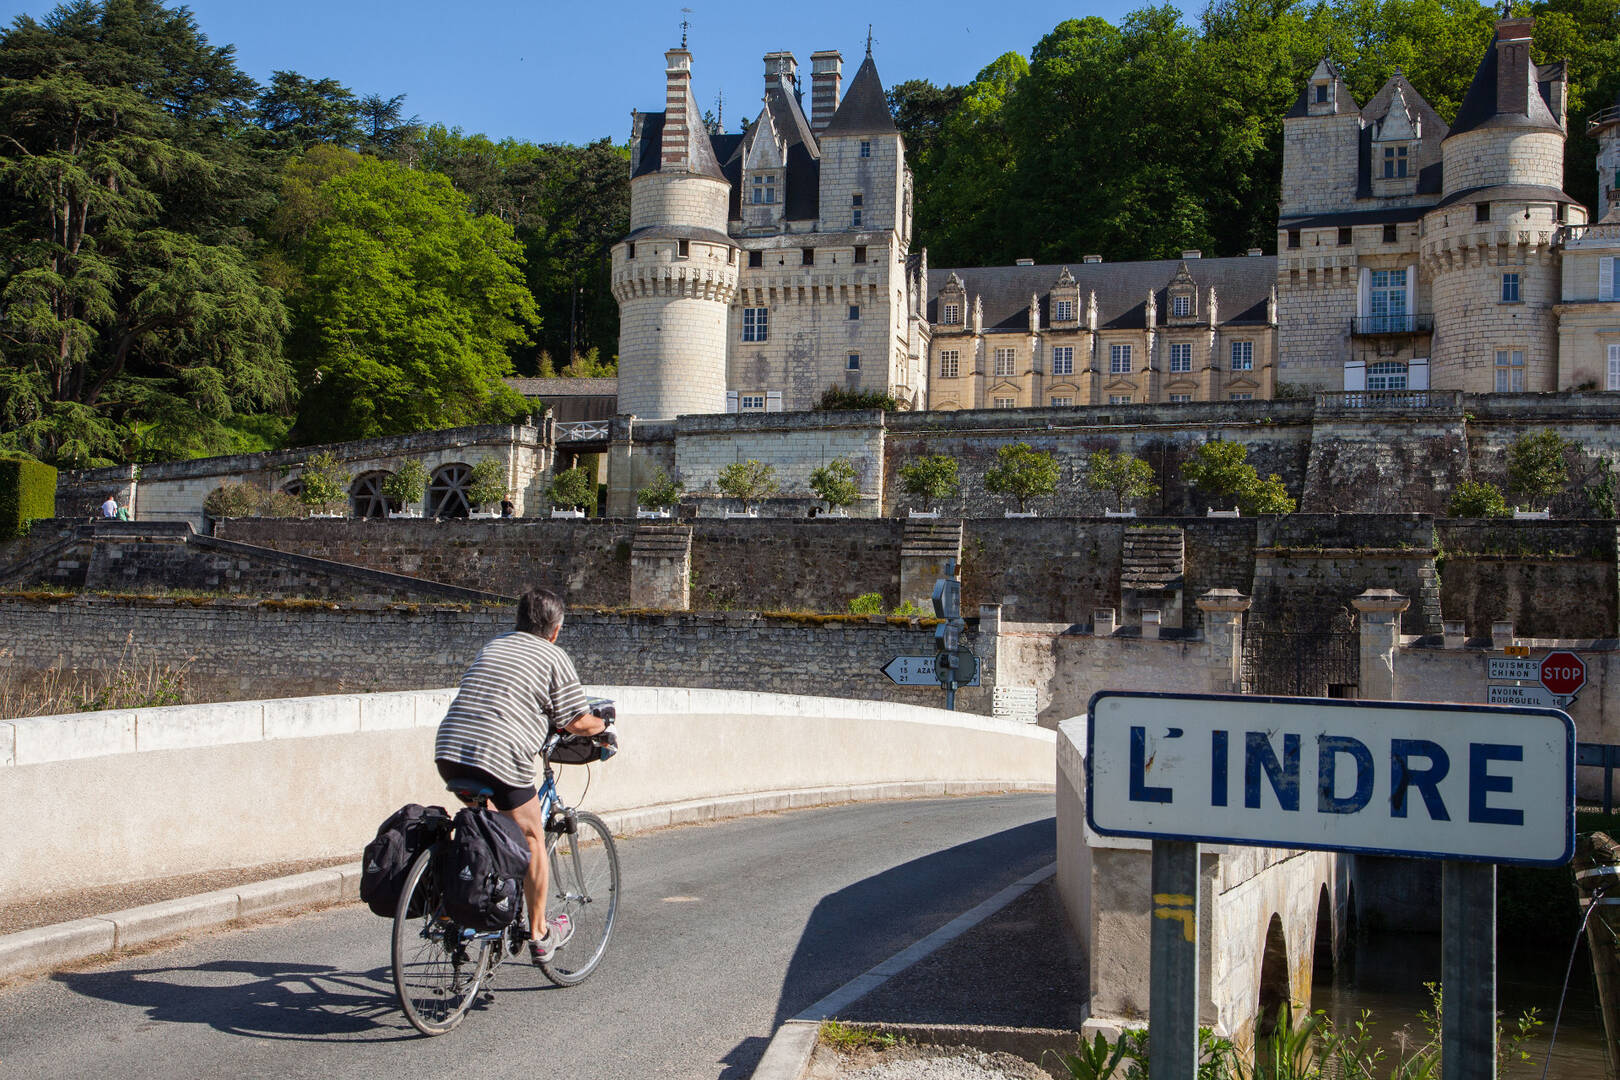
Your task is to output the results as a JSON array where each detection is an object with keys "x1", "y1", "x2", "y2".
[{"x1": 100, "y1": 494, "x2": 119, "y2": 518}]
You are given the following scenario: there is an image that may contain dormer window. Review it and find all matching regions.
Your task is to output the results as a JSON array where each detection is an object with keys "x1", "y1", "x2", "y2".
[
  {"x1": 860, "y1": 140, "x2": 871, "y2": 158},
  {"x1": 1054, "y1": 299, "x2": 1074, "y2": 322},
  {"x1": 942, "y1": 302, "x2": 961, "y2": 325},
  {"x1": 1171, "y1": 295, "x2": 1191, "y2": 318},
  {"x1": 751, "y1": 174, "x2": 777, "y2": 205},
  {"x1": 1315, "y1": 84, "x2": 1329, "y2": 104},
  {"x1": 1383, "y1": 145, "x2": 1409, "y2": 179}
]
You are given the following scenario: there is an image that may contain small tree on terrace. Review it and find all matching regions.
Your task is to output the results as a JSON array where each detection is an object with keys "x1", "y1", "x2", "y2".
[
  {"x1": 984, "y1": 442, "x2": 1060, "y2": 513},
  {"x1": 1448, "y1": 480, "x2": 1510, "y2": 518},
  {"x1": 1085, "y1": 449, "x2": 1159, "y2": 511},
  {"x1": 467, "y1": 457, "x2": 510, "y2": 509},
  {"x1": 898, "y1": 454, "x2": 960, "y2": 507},
  {"x1": 381, "y1": 459, "x2": 428, "y2": 507},
  {"x1": 716, "y1": 459, "x2": 779, "y2": 512},
  {"x1": 297, "y1": 452, "x2": 352, "y2": 513},
  {"x1": 637, "y1": 468, "x2": 684, "y2": 511},
  {"x1": 809, "y1": 458, "x2": 860, "y2": 510},
  {"x1": 1506, "y1": 430, "x2": 1574, "y2": 510},
  {"x1": 549, "y1": 466, "x2": 596, "y2": 510},
  {"x1": 1180, "y1": 441, "x2": 1253, "y2": 510}
]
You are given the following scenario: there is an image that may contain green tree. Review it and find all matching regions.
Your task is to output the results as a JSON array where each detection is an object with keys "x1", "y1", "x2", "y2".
[
  {"x1": 467, "y1": 456, "x2": 509, "y2": 509},
  {"x1": 1240, "y1": 472, "x2": 1296, "y2": 515},
  {"x1": 636, "y1": 467, "x2": 683, "y2": 510},
  {"x1": 716, "y1": 459, "x2": 778, "y2": 512},
  {"x1": 1448, "y1": 479, "x2": 1511, "y2": 518},
  {"x1": 277, "y1": 150, "x2": 536, "y2": 442},
  {"x1": 809, "y1": 458, "x2": 860, "y2": 509},
  {"x1": 985, "y1": 442, "x2": 1061, "y2": 512},
  {"x1": 1085, "y1": 448, "x2": 1160, "y2": 510},
  {"x1": 898, "y1": 455, "x2": 961, "y2": 505},
  {"x1": 296, "y1": 450, "x2": 350, "y2": 512},
  {"x1": 357, "y1": 93, "x2": 420, "y2": 155},
  {"x1": 381, "y1": 458, "x2": 427, "y2": 506},
  {"x1": 255, "y1": 70, "x2": 363, "y2": 152},
  {"x1": 548, "y1": 465, "x2": 594, "y2": 510},
  {"x1": 1181, "y1": 441, "x2": 1257, "y2": 510},
  {"x1": 1506, "y1": 430, "x2": 1574, "y2": 509}
]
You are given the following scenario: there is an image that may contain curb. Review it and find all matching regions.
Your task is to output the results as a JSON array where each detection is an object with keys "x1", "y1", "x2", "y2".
[
  {"x1": 0, "y1": 783, "x2": 1053, "y2": 984},
  {"x1": 751, "y1": 862, "x2": 1059, "y2": 1079}
]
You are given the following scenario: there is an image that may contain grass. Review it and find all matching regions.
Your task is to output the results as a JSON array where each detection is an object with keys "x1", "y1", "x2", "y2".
[
  {"x1": 819, "y1": 1020, "x2": 905, "y2": 1052},
  {"x1": 0, "y1": 636, "x2": 195, "y2": 720}
]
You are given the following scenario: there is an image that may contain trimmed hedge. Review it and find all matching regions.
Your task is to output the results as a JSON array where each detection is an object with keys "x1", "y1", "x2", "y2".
[{"x1": 0, "y1": 456, "x2": 58, "y2": 540}]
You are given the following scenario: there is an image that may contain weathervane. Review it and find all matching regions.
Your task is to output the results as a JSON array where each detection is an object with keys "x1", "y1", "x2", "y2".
[
  {"x1": 866, "y1": 23, "x2": 875, "y2": 57},
  {"x1": 680, "y1": 7, "x2": 692, "y2": 48}
]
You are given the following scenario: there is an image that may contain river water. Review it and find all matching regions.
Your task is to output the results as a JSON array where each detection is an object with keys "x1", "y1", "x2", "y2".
[{"x1": 1312, "y1": 931, "x2": 1610, "y2": 1078}]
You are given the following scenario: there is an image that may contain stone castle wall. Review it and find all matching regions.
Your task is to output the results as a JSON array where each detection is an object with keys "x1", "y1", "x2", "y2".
[{"x1": 1436, "y1": 519, "x2": 1619, "y2": 638}]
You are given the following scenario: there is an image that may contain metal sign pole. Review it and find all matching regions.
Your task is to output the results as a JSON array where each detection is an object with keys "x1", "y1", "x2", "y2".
[
  {"x1": 1442, "y1": 860, "x2": 1497, "y2": 1080},
  {"x1": 1150, "y1": 839, "x2": 1200, "y2": 1080}
]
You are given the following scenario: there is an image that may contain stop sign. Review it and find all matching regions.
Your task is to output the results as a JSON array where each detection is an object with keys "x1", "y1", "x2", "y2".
[{"x1": 1540, "y1": 651, "x2": 1587, "y2": 697}]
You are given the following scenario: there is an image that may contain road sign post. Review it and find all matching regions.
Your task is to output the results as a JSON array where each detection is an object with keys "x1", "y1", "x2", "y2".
[
  {"x1": 1442, "y1": 862, "x2": 1497, "y2": 1080},
  {"x1": 932, "y1": 558, "x2": 967, "y2": 710},
  {"x1": 1150, "y1": 840, "x2": 1200, "y2": 1080}
]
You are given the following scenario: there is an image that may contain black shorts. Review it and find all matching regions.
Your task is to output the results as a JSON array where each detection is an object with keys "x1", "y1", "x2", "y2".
[{"x1": 435, "y1": 760, "x2": 537, "y2": 811}]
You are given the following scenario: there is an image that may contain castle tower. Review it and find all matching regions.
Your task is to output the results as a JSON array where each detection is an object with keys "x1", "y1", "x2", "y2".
[
  {"x1": 1591, "y1": 91, "x2": 1620, "y2": 221},
  {"x1": 611, "y1": 46, "x2": 739, "y2": 419},
  {"x1": 1421, "y1": 15, "x2": 1571, "y2": 393}
]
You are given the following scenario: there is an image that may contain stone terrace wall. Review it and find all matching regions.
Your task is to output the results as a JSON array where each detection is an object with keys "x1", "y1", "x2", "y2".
[
  {"x1": 1437, "y1": 520, "x2": 1619, "y2": 638},
  {"x1": 1250, "y1": 514, "x2": 1442, "y2": 633},
  {"x1": 1301, "y1": 403, "x2": 1468, "y2": 514},
  {"x1": 1465, "y1": 395, "x2": 1620, "y2": 517},
  {"x1": 881, "y1": 402, "x2": 1315, "y2": 517},
  {"x1": 1183, "y1": 519, "x2": 1261, "y2": 631},
  {"x1": 961, "y1": 519, "x2": 1125, "y2": 625},
  {"x1": 216, "y1": 518, "x2": 636, "y2": 606},
  {"x1": 0, "y1": 597, "x2": 992, "y2": 713},
  {"x1": 673, "y1": 409, "x2": 887, "y2": 515},
  {"x1": 687, "y1": 519, "x2": 903, "y2": 612}
]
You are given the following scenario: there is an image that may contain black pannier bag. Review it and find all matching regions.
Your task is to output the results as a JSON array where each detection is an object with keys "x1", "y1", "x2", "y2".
[
  {"x1": 360, "y1": 803, "x2": 451, "y2": 917},
  {"x1": 442, "y1": 807, "x2": 532, "y2": 931}
]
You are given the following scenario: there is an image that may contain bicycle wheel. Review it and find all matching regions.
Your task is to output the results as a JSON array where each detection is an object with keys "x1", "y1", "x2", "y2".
[
  {"x1": 392, "y1": 845, "x2": 492, "y2": 1035},
  {"x1": 538, "y1": 810, "x2": 620, "y2": 986}
]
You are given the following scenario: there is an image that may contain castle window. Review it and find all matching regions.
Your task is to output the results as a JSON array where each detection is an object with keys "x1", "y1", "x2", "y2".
[
  {"x1": 802, "y1": 248, "x2": 814, "y2": 266},
  {"x1": 994, "y1": 396, "x2": 1016, "y2": 409},
  {"x1": 1169, "y1": 393, "x2": 1193, "y2": 403},
  {"x1": 854, "y1": 245, "x2": 867, "y2": 264},
  {"x1": 627, "y1": 243, "x2": 635, "y2": 259},
  {"x1": 1287, "y1": 229, "x2": 1301, "y2": 249},
  {"x1": 677, "y1": 239, "x2": 689, "y2": 258},
  {"x1": 939, "y1": 350, "x2": 960, "y2": 378},
  {"x1": 994, "y1": 348, "x2": 1017, "y2": 376},
  {"x1": 1109, "y1": 344, "x2": 1131, "y2": 374},
  {"x1": 1501, "y1": 272, "x2": 1521, "y2": 303},
  {"x1": 1338, "y1": 227, "x2": 1353, "y2": 246},
  {"x1": 847, "y1": 353, "x2": 860, "y2": 370},
  {"x1": 742, "y1": 307, "x2": 769, "y2": 342},
  {"x1": 1109, "y1": 394, "x2": 1133, "y2": 405},
  {"x1": 1229, "y1": 392, "x2": 1253, "y2": 401},
  {"x1": 1054, "y1": 299, "x2": 1074, "y2": 322},
  {"x1": 1050, "y1": 396, "x2": 1074, "y2": 407},
  {"x1": 1230, "y1": 341, "x2": 1254, "y2": 370},
  {"x1": 1367, "y1": 361, "x2": 1408, "y2": 391},
  {"x1": 1315, "y1": 84, "x2": 1329, "y2": 104},
  {"x1": 1169, "y1": 343, "x2": 1192, "y2": 373},
  {"x1": 942, "y1": 303, "x2": 961, "y2": 325},
  {"x1": 1051, "y1": 346, "x2": 1074, "y2": 375},
  {"x1": 1609, "y1": 344, "x2": 1620, "y2": 390},
  {"x1": 1383, "y1": 224, "x2": 1398, "y2": 244},
  {"x1": 749, "y1": 250, "x2": 763, "y2": 268},
  {"x1": 1171, "y1": 294, "x2": 1191, "y2": 318},
  {"x1": 1495, "y1": 349, "x2": 1525, "y2": 392},
  {"x1": 852, "y1": 193, "x2": 863, "y2": 206},
  {"x1": 1476, "y1": 202, "x2": 1491, "y2": 222},
  {"x1": 739, "y1": 393, "x2": 767, "y2": 411},
  {"x1": 1382, "y1": 145, "x2": 1408, "y2": 179},
  {"x1": 860, "y1": 140, "x2": 871, "y2": 158},
  {"x1": 853, "y1": 209, "x2": 862, "y2": 228},
  {"x1": 751, "y1": 174, "x2": 777, "y2": 204},
  {"x1": 1368, "y1": 268, "x2": 1408, "y2": 331},
  {"x1": 849, "y1": 305, "x2": 860, "y2": 320}
]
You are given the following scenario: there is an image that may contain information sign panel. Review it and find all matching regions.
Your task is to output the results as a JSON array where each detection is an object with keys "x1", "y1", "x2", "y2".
[
  {"x1": 1487, "y1": 658, "x2": 1540, "y2": 682},
  {"x1": 1086, "y1": 691, "x2": 1573, "y2": 866},
  {"x1": 1486, "y1": 684, "x2": 1571, "y2": 709},
  {"x1": 881, "y1": 654, "x2": 981, "y2": 687}
]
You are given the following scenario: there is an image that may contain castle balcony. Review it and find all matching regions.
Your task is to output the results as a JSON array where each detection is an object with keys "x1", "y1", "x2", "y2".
[
  {"x1": 1315, "y1": 389, "x2": 1460, "y2": 411},
  {"x1": 1587, "y1": 103, "x2": 1620, "y2": 134},
  {"x1": 1350, "y1": 314, "x2": 1434, "y2": 337},
  {"x1": 1560, "y1": 223, "x2": 1620, "y2": 248}
]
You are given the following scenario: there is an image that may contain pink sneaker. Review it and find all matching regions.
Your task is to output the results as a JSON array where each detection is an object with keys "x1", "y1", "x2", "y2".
[{"x1": 527, "y1": 914, "x2": 574, "y2": 965}]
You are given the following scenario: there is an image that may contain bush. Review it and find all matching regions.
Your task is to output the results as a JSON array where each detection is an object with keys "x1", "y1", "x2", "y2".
[
  {"x1": 260, "y1": 489, "x2": 305, "y2": 517},
  {"x1": 814, "y1": 386, "x2": 899, "y2": 412},
  {"x1": 1448, "y1": 479, "x2": 1510, "y2": 518},
  {"x1": 549, "y1": 466, "x2": 595, "y2": 509},
  {"x1": 984, "y1": 442, "x2": 1060, "y2": 512},
  {"x1": 637, "y1": 468, "x2": 684, "y2": 510},
  {"x1": 809, "y1": 458, "x2": 860, "y2": 508},
  {"x1": 716, "y1": 459, "x2": 779, "y2": 510},
  {"x1": 467, "y1": 457, "x2": 509, "y2": 508},
  {"x1": 898, "y1": 455, "x2": 960, "y2": 504},
  {"x1": 381, "y1": 459, "x2": 428, "y2": 505},
  {"x1": 297, "y1": 451, "x2": 352, "y2": 511},
  {"x1": 203, "y1": 482, "x2": 259, "y2": 520},
  {"x1": 1507, "y1": 430, "x2": 1574, "y2": 509},
  {"x1": 848, "y1": 592, "x2": 884, "y2": 614},
  {"x1": 0, "y1": 456, "x2": 56, "y2": 538}
]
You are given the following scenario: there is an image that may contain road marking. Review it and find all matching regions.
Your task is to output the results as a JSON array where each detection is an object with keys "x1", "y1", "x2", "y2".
[{"x1": 792, "y1": 861, "x2": 1058, "y2": 1022}]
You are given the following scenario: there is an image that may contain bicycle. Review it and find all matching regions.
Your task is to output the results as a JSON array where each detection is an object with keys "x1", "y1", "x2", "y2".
[{"x1": 390, "y1": 723, "x2": 621, "y2": 1036}]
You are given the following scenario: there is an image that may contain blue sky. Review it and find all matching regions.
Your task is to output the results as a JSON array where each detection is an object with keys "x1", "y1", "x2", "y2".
[{"x1": 2, "y1": 0, "x2": 1183, "y2": 145}]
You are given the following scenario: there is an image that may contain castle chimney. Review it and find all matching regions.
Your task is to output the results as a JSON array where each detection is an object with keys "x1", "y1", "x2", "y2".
[
  {"x1": 810, "y1": 51, "x2": 843, "y2": 134},
  {"x1": 764, "y1": 51, "x2": 798, "y2": 98},
  {"x1": 662, "y1": 48, "x2": 693, "y2": 172},
  {"x1": 1494, "y1": 15, "x2": 1533, "y2": 118}
]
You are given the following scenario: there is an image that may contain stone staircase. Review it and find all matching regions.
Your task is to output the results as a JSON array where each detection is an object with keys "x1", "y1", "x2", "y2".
[{"x1": 1121, "y1": 525, "x2": 1185, "y2": 628}]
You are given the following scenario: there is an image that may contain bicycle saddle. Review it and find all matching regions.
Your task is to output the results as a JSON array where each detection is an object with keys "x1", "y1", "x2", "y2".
[{"x1": 446, "y1": 780, "x2": 496, "y2": 807}]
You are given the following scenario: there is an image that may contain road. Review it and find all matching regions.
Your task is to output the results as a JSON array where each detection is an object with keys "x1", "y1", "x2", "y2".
[{"x1": 0, "y1": 795, "x2": 1055, "y2": 1080}]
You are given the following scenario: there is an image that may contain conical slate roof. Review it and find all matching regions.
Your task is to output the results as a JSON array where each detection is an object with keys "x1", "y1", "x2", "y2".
[
  {"x1": 1447, "y1": 34, "x2": 1563, "y2": 138},
  {"x1": 820, "y1": 55, "x2": 898, "y2": 137}
]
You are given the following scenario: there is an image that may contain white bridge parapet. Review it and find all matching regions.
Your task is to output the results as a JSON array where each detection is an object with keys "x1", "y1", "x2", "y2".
[{"x1": 0, "y1": 687, "x2": 1054, "y2": 907}]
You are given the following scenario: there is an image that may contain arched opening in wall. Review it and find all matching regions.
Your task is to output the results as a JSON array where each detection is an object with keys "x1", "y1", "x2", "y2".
[
  {"x1": 427, "y1": 463, "x2": 472, "y2": 518},
  {"x1": 1313, "y1": 884, "x2": 1335, "y2": 985},
  {"x1": 1255, "y1": 912, "x2": 1291, "y2": 1060},
  {"x1": 350, "y1": 471, "x2": 394, "y2": 519}
]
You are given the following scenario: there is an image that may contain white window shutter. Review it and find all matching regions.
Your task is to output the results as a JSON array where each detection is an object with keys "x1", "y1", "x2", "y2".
[
  {"x1": 1409, "y1": 357, "x2": 1430, "y2": 390},
  {"x1": 1344, "y1": 360, "x2": 1366, "y2": 391},
  {"x1": 1609, "y1": 344, "x2": 1620, "y2": 390},
  {"x1": 1358, "y1": 267, "x2": 1371, "y2": 318},
  {"x1": 1404, "y1": 265, "x2": 1416, "y2": 316},
  {"x1": 726, "y1": 390, "x2": 739, "y2": 413},
  {"x1": 765, "y1": 391, "x2": 783, "y2": 412},
  {"x1": 1603, "y1": 257, "x2": 1615, "y2": 302}
]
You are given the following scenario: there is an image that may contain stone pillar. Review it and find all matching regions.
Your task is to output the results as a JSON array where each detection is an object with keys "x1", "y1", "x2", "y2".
[
  {"x1": 1443, "y1": 620, "x2": 1466, "y2": 650},
  {"x1": 1196, "y1": 589, "x2": 1251, "y2": 694},
  {"x1": 1094, "y1": 609, "x2": 1117, "y2": 637},
  {"x1": 1491, "y1": 620, "x2": 1516, "y2": 651},
  {"x1": 899, "y1": 519, "x2": 962, "y2": 612},
  {"x1": 1352, "y1": 589, "x2": 1410, "y2": 701},
  {"x1": 1141, "y1": 610, "x2": 1161, "y2": 640},
  {"x1": 629, "y1": 526, "x2": 692, "y2": 610}
]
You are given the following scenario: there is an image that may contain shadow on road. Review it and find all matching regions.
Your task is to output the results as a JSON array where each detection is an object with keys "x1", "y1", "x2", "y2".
[
  {"x1": 716, "y1": 812, "x2": 1056, "y2": 1079},
  {"x1": 53, "y1": 959, "x2": 423, "y2": 1043}
]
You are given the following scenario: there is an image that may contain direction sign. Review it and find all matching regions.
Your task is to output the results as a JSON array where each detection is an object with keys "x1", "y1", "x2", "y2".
[
  {"x1": 1487, "y1": 684, "x2": 1571, "y2": 709},
  {"x1": 1541, "y1": 651, "x2": 1587, "y2": 697},
  {"x1": 881, "y1": 654, "x2": 981, "y2": 687},
  {"x1": 1488, "y1": 657, "x2": 1540, "y2": 682},
  {"x1": 1504, "y1": 644, "x2": 1531, "y2": 657},
  {"x1": 1086, "y1": 691, "x2": 1574, "y2": 866}
]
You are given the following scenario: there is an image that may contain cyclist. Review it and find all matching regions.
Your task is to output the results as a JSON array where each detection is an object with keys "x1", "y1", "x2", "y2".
[{"x1": 434, "y1": 586, "x2": 610, "y2": 964}]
